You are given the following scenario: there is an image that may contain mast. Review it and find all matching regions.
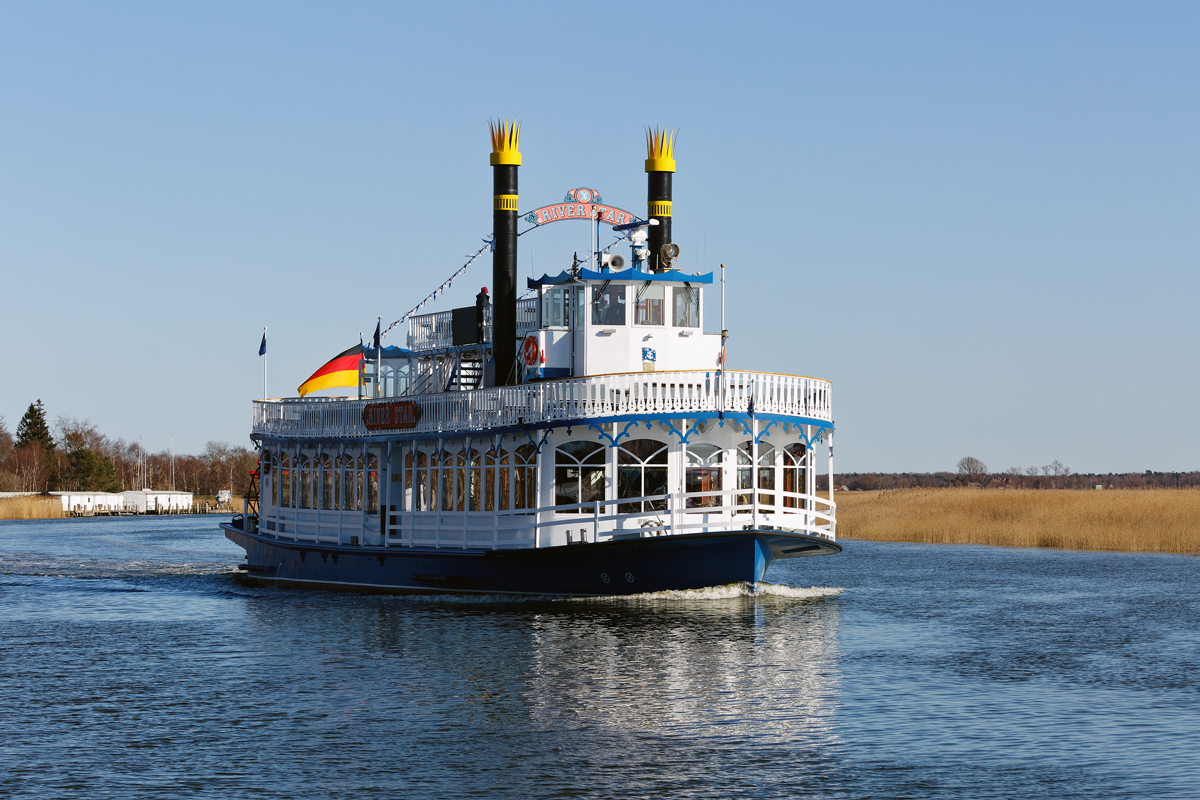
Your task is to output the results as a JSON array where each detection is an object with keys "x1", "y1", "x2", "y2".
[
  {"x1": 645, "y1": 128, "x2": 676, "y2": 272},
  {"x1": 490, "y1": 120, "x2": 521, "y2": 385}
]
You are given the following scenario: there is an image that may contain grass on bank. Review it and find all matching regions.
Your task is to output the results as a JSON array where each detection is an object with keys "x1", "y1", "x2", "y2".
[
  {"x1": 0, "y1": 496, "x2": 65, "y2": 520},
  {"x1": 834, "y1": 488, "x2": 1200, "y2": 554}
]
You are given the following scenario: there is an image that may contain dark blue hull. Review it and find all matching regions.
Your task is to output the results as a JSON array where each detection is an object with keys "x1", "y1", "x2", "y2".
[{"x1": 222, "y1": 522, "x2": 840, "y2": 596}]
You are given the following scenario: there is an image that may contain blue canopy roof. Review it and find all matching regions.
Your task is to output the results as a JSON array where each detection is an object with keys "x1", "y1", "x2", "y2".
[
  {"x1": 363, "y1": 345, "x2": 410, "y2": 359},
  {"x1": 527, "y1": 267, "x2": 713, "y2": 288}
]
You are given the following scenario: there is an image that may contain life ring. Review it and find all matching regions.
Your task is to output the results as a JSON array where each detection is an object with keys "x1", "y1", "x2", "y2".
[{"x1": 522, "y1": 335, "x2": 539, "y2": 366}]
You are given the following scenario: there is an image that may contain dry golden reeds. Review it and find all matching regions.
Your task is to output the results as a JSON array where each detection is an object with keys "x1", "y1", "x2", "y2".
[
  {"x1": 0, "y1": 496, "x2": 65, "y2": 520},
  {"x1": 835, "y1": 488, "x2": 1200, "y2": 554}
]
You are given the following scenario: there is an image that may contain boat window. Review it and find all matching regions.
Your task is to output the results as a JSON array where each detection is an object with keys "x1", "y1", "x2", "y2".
[
  {"x1": 353, "y1": 454, "x2": 364, "y2": 511},
  {"x1": 617, "y1": 439, "x2": 668, "y2": 513},
  {"x1": 455, "y1": 449, "x2": 483, "y2": 512},
  {"x1": 320, "y1": 454, "x2": 334, "y2": 511},
  {"x1": 685, "y1": 443, "x2": 723, "y2": 508},
  {"x1": 783, "y1": 443, "x2": 808, "y2": 509},
  {"x1": 438, "y1": 450, "x2": 454, "y2": 512},
  {"x1": 366, "y1": 453, "x2": 378, "y2": 514},
  {"x1": 404, "y1": 451, "x2": 428, "y2": 512},
  {"x1": 673, "y1": 286, "x2": 699, "y2": 328},
  {"x1": 635, "y1": 284, "x2": 665, "y2": 326},
  {"x1": 299, "y1": 455, "x2": 312, "y2": 509},
  {"x1": 736, "y1": 441, "x2": 775, "y2": 513},
  {"x1": 591, "y1": 284, "x2": 626, "y2": 326},
  {"x1": 513, "y1": 444, "x2": 537, "y2": 511},
  {"x1": 279, "y1": 453, "x2": 291, "y2": 508},
  {"x1": 541, "y1": 286, "x2": 570, "y2": 329},
  {"x1": 555, "y1": 441, "x2": 606, "y2": 513}
]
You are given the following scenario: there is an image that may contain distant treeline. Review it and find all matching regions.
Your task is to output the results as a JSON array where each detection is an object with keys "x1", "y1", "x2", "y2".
[
  {"x1": 831, "y1": 470, "x2": 1200, "y2": 491},
  {"x1": 0, "y1": 399, "x2": 257, "y2": 495}
]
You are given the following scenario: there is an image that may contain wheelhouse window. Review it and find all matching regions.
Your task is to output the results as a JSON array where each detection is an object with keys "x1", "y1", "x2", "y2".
[
  {"x1": 618, "y1": 439, "x2": 668, "y2": 513},
  {"x1": 685, "y1": 443, "x2": 723, "y2": 508},
  {"x1": 635, "y1": 284, "x2": 665, "y2": 326},
  {"x1": 673, "y1": 286, "x2": 699, "y2": 328},
  {"x1": 555, "y1": 441, "x2": 606, "y2": 513},
  {"x1": 541, "y1": 286, "x2": 570, "y2": 329},
  {"x1": 591, "y1": 284, "x2": 626, "y2": 326}
]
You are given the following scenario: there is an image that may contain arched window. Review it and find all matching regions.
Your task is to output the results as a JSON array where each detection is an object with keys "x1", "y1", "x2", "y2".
[
  {"x1": 736, "y1": 441, "x2": 775, "y2": 513},
  {"x1": 331, "y1": 454, "x2": 343, "y2": 511},
  {"x1": 319, "y1": 453, "x2": 333, "y2": 510},
  {"x1": 279, "y1": 453, "x2": 291, "y2": 508},
  {"x1": 366, "y1": 453, "x2": 378, "y2": 514},
  {"x1": 618, "y1": 439, "x2": 668, "y2": 513},
  {"x1": 555, "y1": 441, "x2": 606, "y2": 513},
  {"x1": 404, "y1": 450, "x2": 429, "y2": 512},
  {"x1": 454, "y1": 449, "x2": 484, "y2": 512},
  {"x1": 513, "y1": 444, "x2": 537, "y2": 511},
  {"x1": 437, "y1": 449, "x2": 454, "y2": 512},
  {"x1": 783, "y1": 443, "x2": 808, "y2": 509},
  {"x1": 685, "y1": 443, "x2": 723, "y2": 508},
  {"x1": 352, "y1": 453, "x2": 364, "y2": 511},
  {"x1": 299, "y1": 454, "x2": 312, "y2": 509}
]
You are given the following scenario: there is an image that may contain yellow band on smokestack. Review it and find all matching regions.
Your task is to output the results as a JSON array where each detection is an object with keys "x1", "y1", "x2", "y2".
[
  {"x1": 648, "y1": 200, "x2": 672, "y2": 217},
  {"x1": 493, "y1": 195, "x2": 519, "y2": 210},
  {"x1": 645, "y1": 127, "x2": 676, "y2": 172},
  {"x1": 489, "y1": 120, "x2": 522, "y2": 165}
]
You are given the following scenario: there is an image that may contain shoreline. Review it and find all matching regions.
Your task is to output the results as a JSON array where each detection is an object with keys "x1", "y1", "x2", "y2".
[{"x1": 834, "y1": 488, "x2": 1200, "y2": 555}]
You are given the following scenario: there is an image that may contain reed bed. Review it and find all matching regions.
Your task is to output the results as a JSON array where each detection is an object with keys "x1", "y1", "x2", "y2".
[
  {"x1": 0, "y1": 496, "x2": 65, "y2": 520},
  {"x1": 835, "y1": 488, "x2": 1200, "y2": 554}
]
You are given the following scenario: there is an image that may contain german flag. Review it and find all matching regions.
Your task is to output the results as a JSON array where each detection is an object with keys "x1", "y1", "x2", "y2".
[{"x1": 297, "y1": 345, "x2": 363, "y2": 398}]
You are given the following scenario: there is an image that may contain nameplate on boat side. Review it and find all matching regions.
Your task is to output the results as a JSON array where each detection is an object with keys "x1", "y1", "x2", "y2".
[{"x1": 362, "y1": 400, "x2": 422, "y2": 430}]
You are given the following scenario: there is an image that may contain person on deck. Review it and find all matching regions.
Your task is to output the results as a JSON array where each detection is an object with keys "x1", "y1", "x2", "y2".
[{"x1": 476, "y1": 286, "x2": 490, "y2": 343}]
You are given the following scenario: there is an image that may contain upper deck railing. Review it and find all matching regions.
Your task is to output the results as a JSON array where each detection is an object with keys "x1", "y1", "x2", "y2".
[
  {"x1": 252, "y1": 369, "x2": 832, "y2": 440},
  {"x1": 406, "y1": 299, "x2": 539, "y2": 352}
]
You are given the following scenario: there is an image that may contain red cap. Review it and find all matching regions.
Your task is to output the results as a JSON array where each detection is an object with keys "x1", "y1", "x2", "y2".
[{"x1": 481, "y1": 287, "x2": 488, "y2": 293}]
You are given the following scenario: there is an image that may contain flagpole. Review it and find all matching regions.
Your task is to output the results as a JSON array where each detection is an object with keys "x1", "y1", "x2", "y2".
[
  {"x1": 263, "y1": 326, "x2": 268, "y2": 400},
  {"x1": 376, "y1": 316, "x2": 382, "y2": 398}
]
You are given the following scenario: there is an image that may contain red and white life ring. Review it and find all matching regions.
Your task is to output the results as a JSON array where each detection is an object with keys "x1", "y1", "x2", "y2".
[{"x1": 522, "y1": 335, "x2": 539, "y2": 367}]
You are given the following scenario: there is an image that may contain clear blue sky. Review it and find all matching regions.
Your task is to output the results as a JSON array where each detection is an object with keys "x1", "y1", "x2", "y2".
[{"x1": 1, "y1": 1, "x2": 1196, "y2": 474}]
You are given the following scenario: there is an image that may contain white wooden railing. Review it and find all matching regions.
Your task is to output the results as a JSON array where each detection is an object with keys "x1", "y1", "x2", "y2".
[
  {"x1": 258, "y1": 485, "x2": 836, "y2": 550},
  {"x1": 253, "y1": 370, "x2": 832, "y2": 439},
  {"x1": 405, "y1": 299, "x2": 539, "y2": 352}
]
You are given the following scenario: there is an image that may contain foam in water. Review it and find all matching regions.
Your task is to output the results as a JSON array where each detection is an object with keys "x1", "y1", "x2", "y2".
[{"x1": 385, "y1": 582, "x2": 844, "y2": 605}]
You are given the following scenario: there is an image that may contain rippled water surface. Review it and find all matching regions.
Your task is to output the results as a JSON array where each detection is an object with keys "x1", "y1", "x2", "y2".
[{"x1": 2, "y1": 516, "x2": 1198, "y2": 799}]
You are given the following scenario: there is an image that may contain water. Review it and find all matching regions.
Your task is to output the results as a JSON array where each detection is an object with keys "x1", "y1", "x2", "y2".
[{"x1": 2, "y1": 517, "x2": 1198, "y2": 799}]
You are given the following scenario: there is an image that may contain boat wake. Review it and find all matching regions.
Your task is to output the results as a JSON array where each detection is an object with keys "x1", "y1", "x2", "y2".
[
  {"x1": 383, "y1": 582, "x2": 844, "y2": 604},
  {"x1": 587, "y1": 582, "x2": 845, "y2": 602}
]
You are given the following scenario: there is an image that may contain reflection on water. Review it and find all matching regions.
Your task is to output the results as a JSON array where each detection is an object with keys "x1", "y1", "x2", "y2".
[{"x1": 2, "y1": 516, "x2": 1199, "y2": 799}]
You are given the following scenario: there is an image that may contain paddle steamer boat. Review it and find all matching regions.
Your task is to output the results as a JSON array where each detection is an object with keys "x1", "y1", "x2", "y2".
[{"x1": 223, "y1": 124, "x2": 840, "y2": 594}]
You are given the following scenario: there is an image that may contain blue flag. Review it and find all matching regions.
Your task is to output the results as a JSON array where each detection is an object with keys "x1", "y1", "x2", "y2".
[
  {"x1": 259, "y1": 331, "x2": 267, "y2": 356},
  {"x1": 747, "y1": 392, "x2": 755, "y2": 418},
  {"x1": 373, "y1": 319, "x2": 381, "y2": 352}
]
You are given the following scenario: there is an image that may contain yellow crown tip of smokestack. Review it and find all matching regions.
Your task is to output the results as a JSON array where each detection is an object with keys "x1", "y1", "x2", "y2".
[
  {"x1": 489, "y1": 119, "x2": 522, "y2": 166},
  {"x1": 645, "y1": 127, "x2": 676, "y2": 172}
]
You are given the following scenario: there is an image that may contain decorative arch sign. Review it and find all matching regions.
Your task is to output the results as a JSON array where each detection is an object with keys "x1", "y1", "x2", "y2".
[{"x1": 524, "y1": 187, "x2": 640, "y2": 228}]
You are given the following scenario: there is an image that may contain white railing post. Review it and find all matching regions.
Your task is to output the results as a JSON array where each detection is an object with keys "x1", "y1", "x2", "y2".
[{"x1": 593, "y1": 500, "x2": 599, "y2": 543}]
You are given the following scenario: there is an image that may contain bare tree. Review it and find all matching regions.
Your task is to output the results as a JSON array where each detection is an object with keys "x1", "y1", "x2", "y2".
[{"x1": 957, "y1": 456, "x2": 988, "y2": 482}]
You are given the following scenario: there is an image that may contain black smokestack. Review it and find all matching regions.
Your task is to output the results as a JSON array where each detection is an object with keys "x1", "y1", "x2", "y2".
[
  {"x1": 645, "y1": 128, "x2": 676, "y2": 272},
  {"x1": 490, "y1": 121, "x2": 521, "y2": 385}
]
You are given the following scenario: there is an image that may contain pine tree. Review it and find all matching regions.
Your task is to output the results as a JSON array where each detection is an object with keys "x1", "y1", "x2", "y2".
[{"x1": 15, "y1": 400, "x2": 54, "y2": 453}]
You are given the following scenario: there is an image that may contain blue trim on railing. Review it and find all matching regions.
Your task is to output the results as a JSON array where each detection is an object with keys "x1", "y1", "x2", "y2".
[{"x1": 253, "y1": 411, "x2": 832, "y2": 447}]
